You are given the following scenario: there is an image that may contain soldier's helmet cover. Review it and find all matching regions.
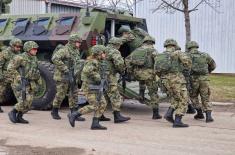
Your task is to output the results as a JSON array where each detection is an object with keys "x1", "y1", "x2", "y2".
[
  {"x1": 118, "y1": 26, "x2": 131, "y2": 34},
  {"x1": 186, "y1": 41, "x2": 199, "y2": 49},
  {"x1": 68, "y1": 33, "x2": 82, "y2": 43},
  {"x1": 164, "y1": 39, "x2": 177, "y2": 47},
  {"x1": 108, "y1": 37, "x2": 123, "y2": 45},
  {"x1": 91, "y1": 45, "x2": 106, "y2": 55},
  {"x1": 143, "y1": 35, "x2": 155, "y2": 44},
  {"x1": 10, "y1": 38, "x2": 23, "y2": 47},
  {"x1": 23, "y1": 41, "x2": 39, "y2": 52}
]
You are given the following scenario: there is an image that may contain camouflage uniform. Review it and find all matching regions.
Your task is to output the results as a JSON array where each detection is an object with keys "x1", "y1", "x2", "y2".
[
  {"x1": 0, "y1": 38, "x2": 22, "y2": 113},
  {"x1": 102, "y1": 37, "x2": 130, "y2": 123},
  {"x1": 8, "y1": 41, "x2": 40, "y2": 124},
  {"x1": 155, "y1": 39, "x2": 192, "y2": 127},
  {"x1": 186, "y1": 41, "x2": 216, "y2": 122},
  {"x1": 68, "y1": 45, "x2": 107, "y2": 130},
  {"x1": 125, "y1": 35, "x2": 162, "y2": 119},
  {"x1": 51, "y1": 34, "x2": 84, "y2": 121},
  {"x1": 118, "y1": 26, "x2": 149, "y2": 100}
]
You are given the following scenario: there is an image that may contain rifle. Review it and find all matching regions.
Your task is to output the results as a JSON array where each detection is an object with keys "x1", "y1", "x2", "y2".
[
  {"x1": 118, "y1": 71, "x2": 127, "y2": 93},
  {"x1": 182, "y1": 70, "x2": 192, "y2": 93},
  {"x1": 18, "y1": 66, "x2": 27, "y2": 101},
  {"x1": 89, "y1": 61, "x2": 108, "y2": 102},
  {"x1": 67, "y1": 59, "x2": 77, "y2": 97}
]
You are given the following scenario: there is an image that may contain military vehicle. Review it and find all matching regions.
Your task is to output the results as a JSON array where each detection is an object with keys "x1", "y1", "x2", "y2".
[{"x1": 0, "y1": 5, "x2": 152, "y2": 109}]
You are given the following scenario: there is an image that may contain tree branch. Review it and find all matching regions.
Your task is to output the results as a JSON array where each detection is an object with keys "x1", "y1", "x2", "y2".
[
  {"x1": 161, "y1": 0, "x2": 184, "y2": 12},
  {"x1": 189, "y1": 0, "x2": 204, "y2": 13}
]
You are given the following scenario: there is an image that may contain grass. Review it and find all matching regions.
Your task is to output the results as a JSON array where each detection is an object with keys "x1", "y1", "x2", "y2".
[{"x1": 209, "y1": 74, "x2": 235, "y2": 103}]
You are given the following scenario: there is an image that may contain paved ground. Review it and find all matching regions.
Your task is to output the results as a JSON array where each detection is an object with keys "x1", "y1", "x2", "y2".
[{"x1": 0, "y1": 101, "x2": 235, "y2": 155}]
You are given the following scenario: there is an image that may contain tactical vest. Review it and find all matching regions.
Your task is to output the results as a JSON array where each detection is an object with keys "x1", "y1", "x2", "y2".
[
  {"x1": 189, "y1": 52, "x2": 208, "y2": 75},
  {"x1": 129, "y1": 47, "x2": 154, "y2": 68},
  {"x1": 154, "y1": 51, "x2": 181, "y2": 74}
]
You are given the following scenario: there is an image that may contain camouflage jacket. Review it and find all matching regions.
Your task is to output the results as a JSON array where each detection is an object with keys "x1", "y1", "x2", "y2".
[
  {"x1": 52, "y1": 43, "x2": 80, "y2": 81},
  {"x1": 0, "y1": 47, "x2": 19, "y2": 80},
  {"x1": 105, "y1": 44, "x2": 125, "y2": 75},
  {"x1": 7, "y1": 52, "x2": 40, "y2": 82},
  {"x1": 81, "y1": 57, "x2": 101, "y2": 92}
]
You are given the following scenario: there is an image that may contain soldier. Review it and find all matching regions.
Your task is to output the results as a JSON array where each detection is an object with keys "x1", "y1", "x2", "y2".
[
  {"x1": 118, "y1": 26, "x2": 148, "y2": 101},
  {"x1": 7, "y1": 41, "x2": 40, "y2": 123},
  {"x1": 0, "y1": 38, "x2": 23, "y2": 113},
  {"x1": 51, "y1": 34, "x2": 85, "y2": 121},
  {"x1": 125, "y1": 35, "x2": 162, "y2": 119},
  {"x1": 101, "y1": 37, "x2": 130, "y2": 123},
  {"x1": 186, "y1": 41, "x2": 216, "y2": 123},
  {"x1": 68, "y1": 45, "x2": 108, "y2": 130},
  {"x1": 155, "y1": 39, "x2": 192, "y2": 127}
]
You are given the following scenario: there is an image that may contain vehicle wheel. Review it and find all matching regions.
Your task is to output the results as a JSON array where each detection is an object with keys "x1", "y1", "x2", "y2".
[{"x1": 32, "y1": 61, "x2": 56, "y2": 110}]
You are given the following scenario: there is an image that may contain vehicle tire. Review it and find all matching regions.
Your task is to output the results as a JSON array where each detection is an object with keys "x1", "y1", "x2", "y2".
[
  {"x1": 2, "y1": 85, "x2": 17, "y2": 105},
  {"x1": 32, "y1": 61, "x2": 56, "y2": 110}
]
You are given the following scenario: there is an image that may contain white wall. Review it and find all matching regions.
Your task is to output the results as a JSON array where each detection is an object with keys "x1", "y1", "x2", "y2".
[{"x1": 136, "y1": 0, "x2": 235, "y2": 73}]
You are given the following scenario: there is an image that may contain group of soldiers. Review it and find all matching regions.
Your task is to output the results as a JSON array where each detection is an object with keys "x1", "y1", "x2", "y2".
[{"x1": 0, "y1": 26, "x2": 216, "y2": 129}]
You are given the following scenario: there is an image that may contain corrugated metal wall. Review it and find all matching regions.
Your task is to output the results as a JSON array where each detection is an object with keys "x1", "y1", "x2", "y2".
[
  {"x1": 10, "y1": 0, "x2": 46, "y2": 14},
  {"x1": 136, "y1": 0, "x2": 235, "y2": 73},
  {"x1": 50, "y1": 3, "x2": 80, "y2": 13}
]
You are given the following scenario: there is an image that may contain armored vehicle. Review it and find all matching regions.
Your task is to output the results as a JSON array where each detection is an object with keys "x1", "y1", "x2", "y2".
[{"x1": 0, "y1": 7, "x2": 150, "y2": 109}]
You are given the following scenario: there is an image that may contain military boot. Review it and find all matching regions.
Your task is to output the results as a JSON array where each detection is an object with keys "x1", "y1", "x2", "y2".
[
  {"x1": 152, "y1": 108, "x2": 162, "y2": 119},
  {"x1": 91, "y1": 117, "x2": 107, "y2": 130},
  {"x1": 51, "y1": 108, "x2": 61, "y2": 120},
  {"x1": 8, "y1": 108, "x2": 18, "y2": 123},
  {"x1": 186, "y1": 104, "x2": 196, "y2": 114},
  {"x1": 17, "y1": 112, "x2": 29, "y2": 124},
  {"x1": 194, "y1": 108, "x2": 205, "y2": 120},
  {"x1": 205, "y1": 111, "x2": 214, "y2": 123},
  {"x1": 99, "y1": 114, "x2": 111, "y2": 121},
  {"x1": 67, "y1": 111, "x2": 81, "y2": 127},
  {"x1": 164, "y1": 107, "x2": 174, "y2": 123},
  {"x1": 0, "y1": 106, "x2": 3, "y2": 113},
  {"x1": 113, "y1": 111, "x2": 130, "y2": 123},
  {"x1": 70, "y1": 108, "x2": 85, "y2": 121},
  {"x1": 173, "y1": 115, "x2": 189, "y2": 128}
]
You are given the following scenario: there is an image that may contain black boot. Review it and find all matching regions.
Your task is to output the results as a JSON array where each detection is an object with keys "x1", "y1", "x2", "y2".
[
  {"x1": 70, "y1": 108, "x2": 85, "y2": 121},
  {"x1": 17, "y1": 112, "x2": 29, "y2": 124},
  {"x1": 51, "y1": 108, "x2": 61, "y2": 120},
  {"x1": 67, "y1": 111, "x2": 81, "y2": 127},
  {"x1": 0, "y1": 106, "x2": 3, "y2": 113},
  {"x1": 113, "y1": 111, "x2": 130, "y2": 123},
  {"x1": 152, "y1": 108, "x2": 162, "y2": 119},
  {"x1": 164, "y1": 107, "x2": 174, "y2": 123},
  {"x1": 206, "y1": 111, "x2": 214, "y2": 123},
  {"x1": 99, "y1": 114, "x2": 111, "y2": 121},
  {"x1": 173, "y1": 115, "x2": 189, "y2": 128},
  {"x1": 194, "y1": 108, "x2": 205, "y2": 120},
  {"x1": 91, "y1": 117, "x2": 107, "y2": 130},
  {"x1": 8, "y1": 108, "x2": 18, "y2": 123},
  {"x1": 186, "y1": 104, "x2": 196, "y2": 114}
]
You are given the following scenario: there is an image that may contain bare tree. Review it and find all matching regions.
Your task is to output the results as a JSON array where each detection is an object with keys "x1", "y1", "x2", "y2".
[
  {"x1": 107, "y1": 0, "x2": 122, "y2": 11},
  {"x1": 147, "y1": 0, "x2": 221, "y2": 42}
]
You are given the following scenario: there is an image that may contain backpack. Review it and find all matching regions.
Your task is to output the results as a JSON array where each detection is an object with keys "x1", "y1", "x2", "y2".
[
  {"x1": 154, "y1": 52, "x2": 172, "y2": 73},
  {"x1": 129, "y1": 47, "x2": 153, "y2": 68},
  {"x1": 190, "y1": 52, "x2": 208, "y2": 75}
]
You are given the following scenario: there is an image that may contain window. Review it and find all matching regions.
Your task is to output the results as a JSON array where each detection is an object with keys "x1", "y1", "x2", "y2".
[
  {"x1": 0, "y1": 19, "x2": 7, "y2": 28},
  {"x1": 15, "y1": 18, "x2": 29, "y2": 27},
  {"x1": 59, "y1": 17, "x2": 74, "y2": 26},
  {"x1": 36, "y1": 17, "x2": 50, "y2": 26}
]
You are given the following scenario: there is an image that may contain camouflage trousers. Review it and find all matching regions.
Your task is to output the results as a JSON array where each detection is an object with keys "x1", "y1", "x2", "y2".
[
  {"x1": 52, "y1": 81, "x2": 76, "y2": 109},
  {"x1": 161, "y1": 73, "x2": 188, "y2": 115},
  {"x1": 0, "y1": 82, "x2": 8, "y2": 103},
  {"x1": 11, "y1": 78, "x2": 36, "y2": 113},
  {"x1": 78, "y1": 91, "x2": 107, "y2": 118},
  {"x1": 189, "y1": 75, "x2": 212, "y2": 111},
  {"x1": 133, "y1": 68, "x2": 159, "y2": 109}
]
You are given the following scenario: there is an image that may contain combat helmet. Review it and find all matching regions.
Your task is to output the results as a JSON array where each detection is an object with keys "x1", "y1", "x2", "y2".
[
  {"x1": 143, "y1": 35, "x2": 155, "y2": 44},
  {"x1": 23, "y1": 41, "x2": 39, "y2": 52},
  {"x1": 91, "y1": 45, "x2": 106, "y2": 55},
  {"x1": 108, "y1": 37, "x2": 123, "y2": 45},
  {"x1": 186, "y1": 41, "x2": 199, "y2": 49},
  {"x1": 68, "y1": 33, "x2": 82, "y2": 43},
  {"x1": 9, "y1": 38, "x2": 23, "y2": 47},
  {"x1": 164, "y1": 39, "x2": 177, "y2": 47},
  {"x1": 118, "y1": 26, "x2": 131, "y2": 34}
]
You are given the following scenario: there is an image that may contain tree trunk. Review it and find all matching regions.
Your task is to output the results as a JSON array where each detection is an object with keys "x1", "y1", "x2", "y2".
[{"x1": 183, "y1": 0, "x2": 191, "y2": 43}]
